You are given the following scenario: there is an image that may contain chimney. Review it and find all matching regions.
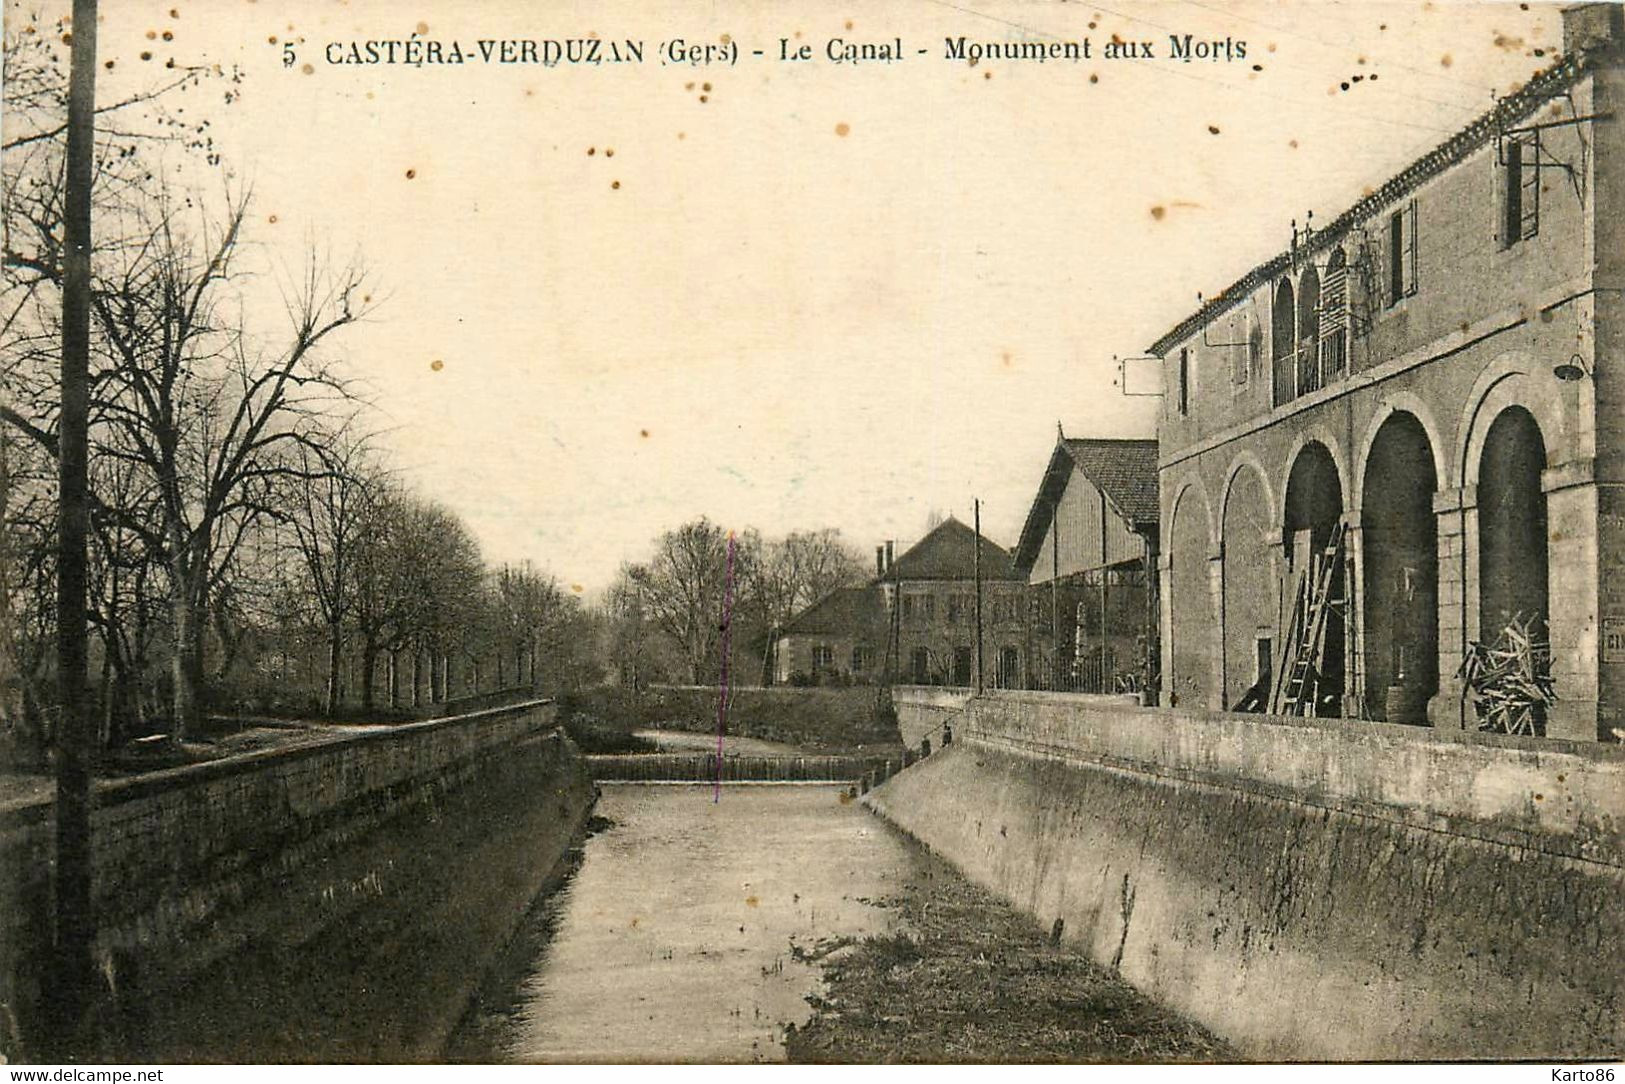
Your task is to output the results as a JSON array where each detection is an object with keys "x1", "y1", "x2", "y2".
[
  {"x1": 886, "y1": 540, "x2": 895, "y2": 571},
  {"x1": 1562, "y1": 3, "x2": 1625, "y2": 57},
  {"x1": 875, "y1": 546, "x2": 885, "y2": 576}
]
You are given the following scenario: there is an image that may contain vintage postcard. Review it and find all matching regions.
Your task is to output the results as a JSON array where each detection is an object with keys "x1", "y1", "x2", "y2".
[{"x1": 1, "y1": 0, "x2": 1620, "y2": 1070}]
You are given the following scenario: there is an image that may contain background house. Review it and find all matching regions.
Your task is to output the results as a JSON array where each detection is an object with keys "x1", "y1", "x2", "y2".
[{"x1": 772, "y1": 586, "x2": 884, "y2": 685}]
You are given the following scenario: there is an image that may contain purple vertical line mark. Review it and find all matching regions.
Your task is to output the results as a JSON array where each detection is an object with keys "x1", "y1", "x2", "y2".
[{"x1": 714, "y1": 532, "x2": 737, "y2": 802}]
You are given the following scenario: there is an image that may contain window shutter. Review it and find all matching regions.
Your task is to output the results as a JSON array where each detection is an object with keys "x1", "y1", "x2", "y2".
[
  {"x1": 1404, "y1": 200, "x2": 1418, "y2": 297},
  {"x1": 1520, "y1": 133, "x2": 1540, "y2": 241}
]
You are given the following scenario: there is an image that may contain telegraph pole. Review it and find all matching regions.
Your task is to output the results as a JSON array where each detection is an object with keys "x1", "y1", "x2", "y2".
[
  {"x1": 973, "y1": 499, "x2": 984, "y2": 694},
  {"x1": 52, "y1": 0, "x2": 100, "y2": 1040}
]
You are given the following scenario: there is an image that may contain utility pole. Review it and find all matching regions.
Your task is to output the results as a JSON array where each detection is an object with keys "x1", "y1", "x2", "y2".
[
  {"x1": 973, "y1": 499, "x2": 984, "y2": 695},
  {"x1": 52, "y1": 0, "x2": 100, "y2": 1042}
]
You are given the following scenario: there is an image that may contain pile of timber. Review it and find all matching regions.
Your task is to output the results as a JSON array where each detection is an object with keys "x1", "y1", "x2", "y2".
[{"x1": 1458, "y1": 614, "x2": 1556, "y2": 736}]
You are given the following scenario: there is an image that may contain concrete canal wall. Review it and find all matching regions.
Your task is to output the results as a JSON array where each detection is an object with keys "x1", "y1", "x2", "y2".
[
  {"x1": 891, "y1": 685, "x2": 970, "y2": 749},
  {"x1": 870, "y1": 688, "x2": 1624, "y2": 1061},
  {"x1": 0, "y1": 700, "x2": 594, "y2": 1062}
]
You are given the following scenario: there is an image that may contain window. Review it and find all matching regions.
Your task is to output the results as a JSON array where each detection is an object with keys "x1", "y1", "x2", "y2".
[
  {"x1": 953, "y1": 646, "x2": 974, "y2": 686},
  {"x1": 851, "y1": 646, "x2": 867, "y2": 671},
  {"x1": 902, "y1": 596, "x2": 915, "y2": 622},
  {"x1": 947, "y1": 595, "x2": 963, "y2": 624},
  {"x1": 1321, "y1": 248, "x2": 1349, "y2": 379},
  {"x1": 1177, "y1": 347, "x2": 1190, "y2": 416},
  {"x1": 1388, "y1": 200, "x2": 1418, "y2": 305},
  {"x1": 1271, "y1": 278, "x2": 1296, "y2": 407},
  {"x1": 1502, "y1": 131, "x2": 1539, "y2": 247},
  {"x1": 813, "y1": 644, "x2": 834, "y2": 669},
  {"x1": 911, "y1": 647, "x2": 930, "y2": 684}
]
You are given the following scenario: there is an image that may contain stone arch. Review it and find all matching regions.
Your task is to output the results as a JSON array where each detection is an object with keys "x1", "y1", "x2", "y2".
[
  {"x1": 1220, "y1": 457, "x2": 1276, "y2": 710},
  {"x1": 1359, "y1": 411, "x2": 1440, "y2": 723},
  {"x1": 1298, "y1": 264, "x2": 1322, "y2": 394},
  {"x1": 1352, "y1": 394, "x2": 1451, "y2": 508},
  {"x1": 1456, "y1": 353, "x2": 1567, "y2": 488},
  {"x1": 1277, "y1": 427, "x2": 1352, "y2": 528},
  {"x1": 1167, "y1": 478, "x2": 1216, "y2": 709}
]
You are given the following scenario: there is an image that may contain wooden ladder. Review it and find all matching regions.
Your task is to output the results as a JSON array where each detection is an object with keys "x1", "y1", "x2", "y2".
[{"x1": 1270, "y1": 522, "x2": 1347, "y2": 716}]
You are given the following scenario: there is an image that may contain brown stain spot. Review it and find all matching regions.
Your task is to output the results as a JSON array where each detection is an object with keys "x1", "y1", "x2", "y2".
[
  {"x1": 1534, "y1": 793, "x2": 1544, "y2": 802},
  {"x1": 571, "y1": 583, "x2": 585, "y2": 594},
  {"x1": 699, "y1": 95, "x2": 709, "y2": 103},
  {"x1": 611, "y1": 180, "x2": 621, "y2": 190},
  {"x1": 837, "y1": 791, "x2": 854, "y2": 805},
  {"x1": 1150, "y1": 205, "x2": 1166, "y2": 221},
  {"x1": 170, "y1": 8, "x2": 179, "y2": 17},
  {"x1": 1459, "y1": 321, "x2": 1470, "y2": 333},
  {"x1": 1267, "y1": 42, "x2": 1276, "y2": 52},
  {"x1": 1000, "y1": 351, "x2": 1014, "y2": 367},
  {"x1": 140, "y1": 50, "x2": 152, "y2": 61},
  {"x1": 605, "y1": 148, "x2": 614, "y2": 157},
  {"x1": 268, "y1": 34, "x2": 277, "y2": 44},
  {"x1": 430, "y1": 359, "x2": 444, "y2": 372},
  {"x1": 702, "y1": 82, "x2": 712, "y2": 92},
  {"x1": 301, "y1": 62, "x2": 313, "y2": 74},
  {"x1": 1540, "y1": 308, "x2": 1556, "y2": 323},
  {"x1": 685, "y1": 81, "x2": 695, "y2": 90},
  {"x1": 1440, "y1": 53, "x2": 1453, "y2": 68},
  {"x1": 405, "y1": 167, "x2": 417, "y2": 179},
  {"x1": 720, "y1": 33, "x2": 731, "y2": 44},
  {"x1": 745, "y1": 895, "x2": 760, "y2": 907},
  {"x1": 104, "y1": 59, "x2": 115, "y2": 70},
  {"x1": 1089, "y1": 73, "x2": 1099, "y2": 84},
  {"x1": 835, "y1": 122, "x2": 850, "y2": 137},
  {"x1": 984, "y1": 70, "x2": 993, "y2": 80},
  {"x1": 268, "y1": 214, "x2": 278, "y2": 224},
  {"x1": 61, "y1": 31, "x2": 71, "y2": 44},
  {"x1": 416, "y1": 21, "x2": 429, "y2": 34},
  {"x1": 162, "y1": 30, "x2": 173, "y2": 41},
  {"x1": 640, "y1": 428, "x2": 650, "y2": 438},
  {"x1": 1493, "y1": 32, "x2": 1526, "y2": 50},
  {"x1": 1208, "y1": 125, "x2": 1221, "y2": 135},
  {"x1": 146, "y1": 29, "x2": 157, "y2": 40},
  {"x1": 845, "y1": 19, "x2": 854, "y2": 30},
  {"x1": 587, "y1": 146, "x2": 596, "y2": 155},
  {"x1": 1290, "y1": 140, "x2": 1300, "y2": 149},
  {"x1": 677, "y1": 131, "x2": 686, "y2": 140},
  {"x1": 629, "y1": 916, "x2": 639, "y2": 928},
  {"x1": 1557, "y1": 772, "x2": 1566, "y2": 783}
]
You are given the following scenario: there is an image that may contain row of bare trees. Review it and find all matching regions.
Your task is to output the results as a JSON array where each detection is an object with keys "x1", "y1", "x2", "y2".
[
  {"x1": 605, "y1": 519, "x2": 871, "y2": 688},
  {"x1": 0, "y1": 21, "x2": 588, "y2": 754}
]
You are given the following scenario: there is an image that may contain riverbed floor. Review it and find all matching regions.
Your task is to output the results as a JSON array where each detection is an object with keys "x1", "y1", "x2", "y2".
[{"x1": 785, "y1": 859, "x2": 1238, "y2": 1064}]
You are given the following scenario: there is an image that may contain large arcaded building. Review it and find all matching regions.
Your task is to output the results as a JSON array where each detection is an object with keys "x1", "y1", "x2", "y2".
[{"x1": 1149, "y1": 5, "x2": 1624, "y2": 741}]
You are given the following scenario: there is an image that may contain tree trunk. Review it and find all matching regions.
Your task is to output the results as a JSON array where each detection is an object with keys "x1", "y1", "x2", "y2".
[
  {"x1": 360, "y1": 634, "x2": 379, "y2": 713},
  {"x1": 387, "y1": 648, "x2": 399, "y2": 709},
  {"x1": 168, "y1": 563, "x2": 203, "y2": 742},
  {"x1": 325, "y1": 620, "x2": 342, "y2": 717},
  {"x1": 410, "y1": 647, "x2": 421, "y2": 708}
]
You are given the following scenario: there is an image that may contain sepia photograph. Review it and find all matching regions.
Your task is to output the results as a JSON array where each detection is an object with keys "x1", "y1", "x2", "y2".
[{"x1": 0, "y1": 0, "x2": 1621, "y2": 1069}]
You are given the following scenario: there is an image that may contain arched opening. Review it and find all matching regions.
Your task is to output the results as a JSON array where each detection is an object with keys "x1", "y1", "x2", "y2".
[
  {"x1": 1323, "y1": 248, "x2": 1349, "y2": 380},
  {"x1": 1168, "y1": 488, "x2": 1214, "y2": 708},
  {"x1": 1298, "y1": 265, "x2": 1321, "y2": 395},
  {"x1": 1222, "y1": 467, "x2": 1274, "y2": 710},
  {"x1": 1271, "y1": 279, "x2": 1296, "y2": 406},
  {"x1": 1282, "y1": 441, "x2": 1346, "y2": 716},
  {"x1": 1360, "y1": 413, "x2": 1438, "y2": 723},
  {"x1": 1477, "y1": 406, "x2": 1549, "y2": 646}
]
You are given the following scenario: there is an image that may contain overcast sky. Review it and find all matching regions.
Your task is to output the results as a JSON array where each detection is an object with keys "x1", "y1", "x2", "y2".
[{"x1": 9, "y1": 0, "x2": 1556, "y2": 592}]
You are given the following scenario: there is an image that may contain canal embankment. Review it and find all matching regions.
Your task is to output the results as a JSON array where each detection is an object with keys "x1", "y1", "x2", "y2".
[
  {"x1": 0, "y1": 699, "x2": 594, "y2": 1062},
  {"x1": 868, "y1": 688, "x2": 1625, "y2": 1062}
]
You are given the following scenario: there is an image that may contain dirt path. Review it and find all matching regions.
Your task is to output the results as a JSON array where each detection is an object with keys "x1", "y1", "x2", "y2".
[{"x1": 785, "y1": 858, "x2": 1237, "y2": 1064}]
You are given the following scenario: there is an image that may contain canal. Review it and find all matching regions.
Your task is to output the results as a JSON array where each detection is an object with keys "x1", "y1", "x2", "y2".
[{"x1": 449, "y1": 783, "x2": 931, "y2": 1063}]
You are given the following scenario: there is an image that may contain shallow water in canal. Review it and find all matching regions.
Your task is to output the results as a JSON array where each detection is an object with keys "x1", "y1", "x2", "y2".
[{"x1": 448, "y1": 783, "x2": 930, "y2": 1063}]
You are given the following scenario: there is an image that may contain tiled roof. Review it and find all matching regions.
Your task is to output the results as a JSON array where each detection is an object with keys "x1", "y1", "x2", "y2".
[
  {"x1": 780, "y1": 586, "x2": 883, "y2": 636},
  {"x1": 1012, "y1": 436, "x2": 1159, "y2": 574},
  {"x1": 1063, "y1": 438, "x2": 1160, "y2": 527},
  {"x1": 1146, "y1": 52, "x2": 1593, "y2": 358},
  {"x1": 881, "y1": 517, "x2": 1023, "y2": 583}
]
